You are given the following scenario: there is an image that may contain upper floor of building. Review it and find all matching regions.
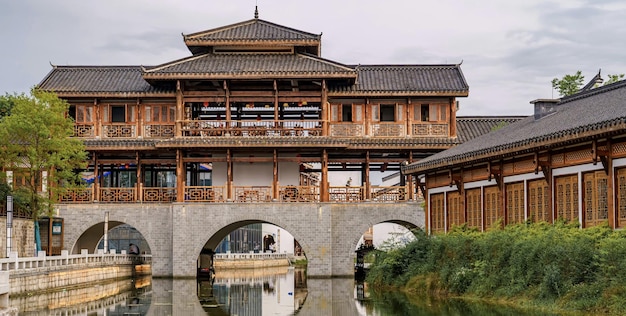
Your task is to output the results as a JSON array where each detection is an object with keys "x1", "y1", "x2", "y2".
[{"x1": 37, "y1": 16, "x2": 468, "y2": 150}]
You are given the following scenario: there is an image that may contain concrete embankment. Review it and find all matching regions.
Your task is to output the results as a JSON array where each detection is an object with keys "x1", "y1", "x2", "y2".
[{"x1": 214, "y1": 253, "x2": 291, "y2": 269}]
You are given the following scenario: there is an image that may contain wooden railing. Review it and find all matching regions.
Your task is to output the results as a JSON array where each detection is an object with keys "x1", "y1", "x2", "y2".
[
  {"x1": 371, "y1": 186, "x2": 407, "y2": 202},
  {"x1": 99, "y1": 188, "x2": 136, "y2": 203},
  {"x1": 278, "y1": 185, "x2": 320, "y2": 202},
  {"x1": 181, "y1": 119, "x2": 322, "y2": 137},
  {"x1": 234, "y1": 186, "x2": 273, "y2": 202},
  {"x1": 103, "y1": 124, "x2": 136, "y2": 138},
  {"x1": 144, "y1": 124, "x2": 175, "y2": 138},
  {"x1": 73, "y1": 124, "x2": 95, "y2": 137},
  {"x1": 184, "y1": 186, "x2": 226, "y2": 202},
  {"x1": 329, "y1": 186, "x2": 365, "y2": 202},
  {"x1": 56, "y1": 185, "x2": 411, "y2": 204},
  {"x1": 142, "y1": 187, "x2": 176, "y2": 202},
  {"x1": 58, "y1": 187, "x2": 93, "y2": 203}
]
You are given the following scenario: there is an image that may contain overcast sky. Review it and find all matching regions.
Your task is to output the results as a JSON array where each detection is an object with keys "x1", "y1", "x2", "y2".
[{"x1": 2, "y1": 0, "x2": 625, "y2": 116}]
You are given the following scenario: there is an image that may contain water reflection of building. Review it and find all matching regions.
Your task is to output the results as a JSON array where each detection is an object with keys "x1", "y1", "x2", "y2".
[{"x1": 208, "y1": 267, "x2": 303, "y2": 315}]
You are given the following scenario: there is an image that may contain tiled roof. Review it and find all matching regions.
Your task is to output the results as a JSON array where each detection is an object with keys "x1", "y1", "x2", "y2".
[
  {"x1": 403, "y1": 80, "x2": 626, "y2": 174},
  {"x1": 142, "y1": 53, "x2": 355, "y2": 79},
  {"x1": 183, "y1": 19, "x2": 320, "y2": 43},
  {"x1": 38, "y1": 66, "x2": 172, "y2": 95},
  {"x1": 456, "y1": 116, "x2": 526, "y2": 143},
  {"x1": 329, "y1": 64, "x2": 469, "y2": 95},
  {"x1": 81, "y1": 136, "x2": 459, "y2": 150}
]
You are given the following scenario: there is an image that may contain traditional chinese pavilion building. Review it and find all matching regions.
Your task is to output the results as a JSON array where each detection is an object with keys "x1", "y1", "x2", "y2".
[
  {"x1": 402, "y1": 77, "x2": 626, "y2": 233},
  {"x1": 38, "y1": 12, "x2": 470, "y2": 204}
]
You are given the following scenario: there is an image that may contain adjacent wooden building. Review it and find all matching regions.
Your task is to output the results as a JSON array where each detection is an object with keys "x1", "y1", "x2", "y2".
[
  {"x1": 37, "y1": 13, "x2": 471, "y2": 204},
  {"x1": 402, "y1": 78, "x2": 626, "y2": 233}
]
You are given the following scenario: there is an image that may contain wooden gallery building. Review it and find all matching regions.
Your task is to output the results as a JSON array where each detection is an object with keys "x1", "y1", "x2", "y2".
[
  {"x1": 402, "y1": 79, "x2": 626, "y2": 233},
  {"x1": 37, "y1": 14, "x2": 471, "y2": 204}
]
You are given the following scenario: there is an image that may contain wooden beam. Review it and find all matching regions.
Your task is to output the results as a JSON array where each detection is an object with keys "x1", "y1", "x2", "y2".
[
  {"x1": 449, "y1": 169, "x2": 464, "y2": 195},
  {"x1": 593, "y1": 139, "x2": 611, "y2": 174},
  {"x1": 534, "y1": 153, "x2": 552, "y2": 184},
  {"x1": 488, "y1": 161, "x2": 502, "y2": 188}
]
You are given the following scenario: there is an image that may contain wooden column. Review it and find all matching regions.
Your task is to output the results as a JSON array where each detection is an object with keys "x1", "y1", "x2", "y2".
[
  {"x1": 94, "y1": 99, "x2": 101, "y2": 138},
  {"x1": 407, "y1": 151, "x2": 414, "y2": 200},
  {"x1": 224, "y1": 81, "x2": 231, "y2": 122},
  {"x1": 607, "y1": 140, "x2": 615, "y2": 228},
  {"x1": 136, "y1": 99, "x2": 142, "y2": 138},
  {"x1": 364, "y1": 151, "x2": 370, "y2": 200},
  {"x1": 273, "y1": 150, "x2": 279, "y2": 200},
  {"x1": 227, "y1": 149, "x2": 233, "y2": 201},
  {"x1": 273, "y1": 80, "x2": 279, "y2": 126},
  {"x1": 93, "y1": 153, "x2": 99, "y2": 201},
  {"x1": 136, "y1": 151, "x2": 143, "y2": 202},
  {"x1": 175, "y1": 80, "x2": 183, "y2": 137},
  {"x1": 321, "y1": 149, "x2": 329, "y2": 202},
  {"x1": 364, "y1": 99, "x2": 370, "y2": 137},
  {"x1": 176, "y1": 149, "x2": 185, "y2": 202},
  {"x1": 321, "y1": 80, "x2": 328, "y2": 136},
  {"x1": 407, "y1": 98, "x2": 412, "y2": 136},
  {"x1": 450, "y1": 97, "x2": 457, "y2": 138}
]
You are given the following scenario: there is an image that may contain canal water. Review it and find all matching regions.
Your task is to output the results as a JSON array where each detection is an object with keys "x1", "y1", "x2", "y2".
[{"x1": 13, "y1": 266, "x2": 564, "y2": 315}]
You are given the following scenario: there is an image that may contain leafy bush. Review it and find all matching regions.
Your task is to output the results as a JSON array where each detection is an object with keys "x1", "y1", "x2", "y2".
[{"x1": 367, "y1": 222, "x2": 626, "y2": 314}]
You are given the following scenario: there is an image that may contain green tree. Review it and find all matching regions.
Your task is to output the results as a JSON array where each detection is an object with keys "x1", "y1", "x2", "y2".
[
  {"x1": 0, "y1": 93, "x2": 16, "y2": 119},
  {"x1": 0, "y1": 89, "x2": 87, "y2": 252},
  {"x1": 604, "y1": 74, "x2": 625, "y2": 85},
  {"x1": 551, "y1": 70, "x2": 584, "y2": 96}
]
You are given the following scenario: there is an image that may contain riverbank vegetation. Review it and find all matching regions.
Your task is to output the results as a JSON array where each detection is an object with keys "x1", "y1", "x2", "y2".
[{"x1": 366, "y1": 221, "x2": 626, "y2": 314}]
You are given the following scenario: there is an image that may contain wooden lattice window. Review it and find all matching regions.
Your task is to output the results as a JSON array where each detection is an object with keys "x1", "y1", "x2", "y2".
[
  {"x1": 617, "y1": 168, "x2": 626, "y2": 228},
  {"x1": 430, "y1": 193, "x2": 445, "y2": 233},
  {"x1": 413, "y1": 104, "x2": 447, "y2": 122},
  {"x1": 466, "y1": 188, "x2": 482, "y2": 230},
  {"x1": 447, "y1": 191, "x2": 465, "y2": 229},
  {"x1": 69, "y1": 104, "x2": 94, "y2": 123},
  {"x1": 484, "y1": 186, "x2": 501, "y2": 230},
  {"x1": 506, "y1": 182, "x2": 525, "y2": 225},
  {"x1": 145, "y1": 105, "x2": 176, "y2": 123},
  {"x1": 528, "y1": 179, "x2": 551, "y2": 223},
  {"x1": 555, "y1": 174, "x2": 579, "y2": 223},
  {"x1": 583, "y1": 170, "x2": 609, "y2": 228}
]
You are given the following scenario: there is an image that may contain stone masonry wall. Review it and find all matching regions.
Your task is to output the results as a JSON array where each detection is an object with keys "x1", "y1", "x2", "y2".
[
  {"x1": 0, "y1": 218, "x2": 35, "y2": 258},
  {"x1": 58, "y1": 202, "x2": 424, "y2": 278}
]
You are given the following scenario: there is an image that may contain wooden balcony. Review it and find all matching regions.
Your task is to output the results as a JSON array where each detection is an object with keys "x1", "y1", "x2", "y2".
[{"x1": 57, "y1": 185, "x2": 410, "y2": 204}]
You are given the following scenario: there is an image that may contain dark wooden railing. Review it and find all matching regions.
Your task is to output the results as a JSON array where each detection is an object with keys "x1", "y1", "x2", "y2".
[{"x1": 57, "y1": 185, "x2": 409, "y2": 204}]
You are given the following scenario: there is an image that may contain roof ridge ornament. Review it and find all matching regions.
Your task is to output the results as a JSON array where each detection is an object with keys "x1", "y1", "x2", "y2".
[{"x1": 254, "y1": 5, "x2": 259, "y2": 19}]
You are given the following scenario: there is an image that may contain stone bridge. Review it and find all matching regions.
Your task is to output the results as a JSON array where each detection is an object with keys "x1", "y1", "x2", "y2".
[{"x1": 56, "y1": 202, "x2": 424, "y2": 277}]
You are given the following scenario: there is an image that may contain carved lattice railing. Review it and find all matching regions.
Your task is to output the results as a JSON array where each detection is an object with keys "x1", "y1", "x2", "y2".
[
  {"x1": 144, "y1": 124, "x2": 175, "y2": 138},
  {"x1": 142, "y1": 187, "x2": 177, "y2": 202},
  {"x1": 234, "y1": 186, "x2": 272, "y2": 202},
  {"x1": 370, "y1": 186, "x2": 407, "y2": 202},
  {"x1": 99, "y1": 188, "x2": 136, "y2": 203},
  {"x1": 278, "y1": 185, "x2": 320, "y2": 202},
  {"x1": 329, "y1": 186, "x2": 364, "y2": 202},
  {"x1": 184, "y1": 186, "x2": 226, "y2": 202},
  {"x1": 103, "y1": 124, "x2": 136, "y2": 138}
]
